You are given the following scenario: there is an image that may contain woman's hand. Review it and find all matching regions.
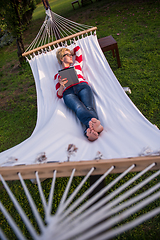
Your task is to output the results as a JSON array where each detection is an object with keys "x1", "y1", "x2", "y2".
[
  {"x1": 70, "y1": 49, "x2": 74, "y2": 56},
  {"x1": 59, "y1": 76, "x2": 68, "y2": 87},
  {"x1": 57, "y1": 77, "x2": 68, "y2": 97}
]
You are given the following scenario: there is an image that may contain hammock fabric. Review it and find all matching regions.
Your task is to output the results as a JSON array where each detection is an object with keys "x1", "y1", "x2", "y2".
[{"x1": 0, "y1": 34, "x2": 160, "y2": 167}]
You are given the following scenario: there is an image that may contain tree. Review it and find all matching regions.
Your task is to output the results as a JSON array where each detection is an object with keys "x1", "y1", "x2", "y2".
[{"x1": 0, "y1": 0, "x2": 36, "y2": 63}]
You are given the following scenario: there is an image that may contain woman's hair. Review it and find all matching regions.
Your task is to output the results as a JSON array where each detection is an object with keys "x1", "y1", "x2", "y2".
[{"x1": 56, "y1": 47, "x2": 71, "y2": 65}]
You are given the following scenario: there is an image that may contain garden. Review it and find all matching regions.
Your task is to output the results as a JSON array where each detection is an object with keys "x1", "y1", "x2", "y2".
[{"x1": 0, "y1": 0, "x2": 160, "y2": 239}]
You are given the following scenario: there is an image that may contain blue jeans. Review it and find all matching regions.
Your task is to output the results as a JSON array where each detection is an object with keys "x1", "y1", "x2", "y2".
[{"x1": 63, "y1": 83, "x2": 99, "y2": 130}]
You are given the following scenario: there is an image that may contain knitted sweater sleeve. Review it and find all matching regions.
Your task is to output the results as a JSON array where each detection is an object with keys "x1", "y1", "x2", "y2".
[
  {"x1": 74, "y1": 46, "x2": 83, "y2": 68},
  {"x1": 73, "y1": 46, "x2": 83, "y2": 80},
  {"x1": 53, "y1": 73, "x2": 63, "y2": 98}
]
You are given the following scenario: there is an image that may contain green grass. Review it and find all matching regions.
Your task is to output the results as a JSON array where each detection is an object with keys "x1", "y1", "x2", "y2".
[
  {"x1": 33, "y1": 0, "x2": 74, "y2": 20},
  {"x1": 0, "y1": 0, "x2": 160, "y2": 239}
]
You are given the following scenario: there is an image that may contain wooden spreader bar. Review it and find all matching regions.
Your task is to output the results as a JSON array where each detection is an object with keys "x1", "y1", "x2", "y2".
[
  {"x1": 22, "y1": 27, "x2": 97, "y2": 57},
  {"x1": 1, "y1": 155, "x2": 160, "y2": 181}
]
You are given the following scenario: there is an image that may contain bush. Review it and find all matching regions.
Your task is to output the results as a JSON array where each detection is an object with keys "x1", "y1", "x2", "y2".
[
  {"x1": 35, "y1": 0, "x2": 42, "y2": 4},
  {"x1": 0, "y1": 30, "x2": 14, "y2": 48}
]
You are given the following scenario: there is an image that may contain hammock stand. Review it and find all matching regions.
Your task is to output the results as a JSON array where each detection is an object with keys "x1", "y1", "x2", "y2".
[
  {"x1": 0, "y1": 155, "x2": 160, "y2": 181},
  {"x1": 1, "y1": 9, "x2": 160, "y2": 240}
]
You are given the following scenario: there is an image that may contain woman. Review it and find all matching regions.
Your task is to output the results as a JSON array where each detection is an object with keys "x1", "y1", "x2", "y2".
[{"x1": 54, "y1": 45, "x2": 103, "y2": 141}]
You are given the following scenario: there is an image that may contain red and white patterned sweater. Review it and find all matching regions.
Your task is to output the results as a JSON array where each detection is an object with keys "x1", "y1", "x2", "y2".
[{"x1": 54, "y1": 46, "x2": 88, "y2": 98}]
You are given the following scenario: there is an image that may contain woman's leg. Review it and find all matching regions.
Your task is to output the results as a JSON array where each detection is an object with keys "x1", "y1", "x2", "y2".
[
  {"x1": 77, "y1": 83, "x2": 103, "y2": 134},
  {"x1": 63, "y1": 84, "x2": 103, "y2": 140},
  {"x1": 77, "y1": 83, "x2": 99, "y2": 120},
  {"x1": 63, "y1": 89, "x2": 95, "y2": 128}
]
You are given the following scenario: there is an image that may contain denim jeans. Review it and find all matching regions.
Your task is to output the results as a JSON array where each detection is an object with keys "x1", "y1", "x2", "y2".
[{"x1": 63, "y1": 83, "x2": 99, "y2": 130}]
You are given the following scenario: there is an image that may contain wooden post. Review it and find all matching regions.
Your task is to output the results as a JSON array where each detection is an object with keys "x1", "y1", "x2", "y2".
[{"x1": 42, "y1": 0, "x2": 51, "y2": 10}]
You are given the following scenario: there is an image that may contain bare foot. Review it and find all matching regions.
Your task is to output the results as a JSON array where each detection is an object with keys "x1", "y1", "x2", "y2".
[
  {"x1": 89, "y1": 118, "x2": 103, "y2": 134},
  {"x1": 86, "y1": 128, "x2": 99, "y2": 142}
]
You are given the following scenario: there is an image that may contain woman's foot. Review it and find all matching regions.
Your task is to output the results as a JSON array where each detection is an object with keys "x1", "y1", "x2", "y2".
[
  {"x1": 86, "y1": 128, "x2": 99, "y2": 142},
  {"x1": 89, "y1": 118, "x2": 103, "y2": 134}
]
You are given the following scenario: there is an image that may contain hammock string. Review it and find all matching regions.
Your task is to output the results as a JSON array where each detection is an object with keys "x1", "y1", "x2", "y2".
[{"x1": 24, "y1": 9, "x2": 95, "y2": 58}]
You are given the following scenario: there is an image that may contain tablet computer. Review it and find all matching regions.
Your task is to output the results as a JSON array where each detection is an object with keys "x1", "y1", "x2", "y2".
[{"x1": 58, "y1": 66, "x2": 79, "y2": 88}]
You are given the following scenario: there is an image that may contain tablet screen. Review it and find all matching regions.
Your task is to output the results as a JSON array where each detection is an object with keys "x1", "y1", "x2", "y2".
[{"x1": 58, "y1": 67, "x2": 79, "y2": 88}]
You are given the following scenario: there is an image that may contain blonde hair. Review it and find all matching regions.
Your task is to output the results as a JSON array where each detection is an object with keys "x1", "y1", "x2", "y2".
[{"x1": 56, "y1": 47, "x2": 71, "y2": 65}]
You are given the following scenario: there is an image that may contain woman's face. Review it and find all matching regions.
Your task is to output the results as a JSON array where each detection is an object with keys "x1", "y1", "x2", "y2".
[{"x1": 62, "y1": 51, "x2": 73, "y2": 65}]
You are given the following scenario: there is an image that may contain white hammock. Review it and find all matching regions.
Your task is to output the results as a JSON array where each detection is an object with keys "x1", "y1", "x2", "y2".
[
  {"x1": 0, "y1": 34, "x2": 160, "y2": 167},
  {"x1": 0, "y1": 9, "x2": 160, "y2": 167},
  {"x1": 1, "y1": 9, "x2": 160, "y2": 239}
]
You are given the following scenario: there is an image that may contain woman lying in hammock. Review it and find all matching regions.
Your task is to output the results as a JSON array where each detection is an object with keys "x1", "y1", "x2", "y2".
[{"x1": 54, "y1": 45, "x2": 103, "y2": 141}]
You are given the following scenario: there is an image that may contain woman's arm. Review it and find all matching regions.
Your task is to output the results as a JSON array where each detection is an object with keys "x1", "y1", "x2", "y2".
[
  {"x1": 73, "y1": 46, "x2": 83, "y2": 68},
  {"x1": 57, "y1": 77, "x2": 68, "y2": 97},
  {"x1": 54, "y1": 73, "x2": 68, "y2": 98}
]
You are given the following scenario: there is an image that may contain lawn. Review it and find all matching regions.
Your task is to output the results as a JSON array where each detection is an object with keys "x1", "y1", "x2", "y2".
[{"x1": 0, "y1": 0, "x2": 160, "y2": 239}]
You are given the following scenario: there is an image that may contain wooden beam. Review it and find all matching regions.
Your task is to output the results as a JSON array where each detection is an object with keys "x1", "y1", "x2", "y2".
[{"x1": 0, "y1": 155, "x2": 160, "y2": 181}]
